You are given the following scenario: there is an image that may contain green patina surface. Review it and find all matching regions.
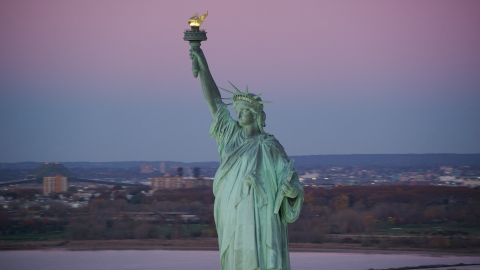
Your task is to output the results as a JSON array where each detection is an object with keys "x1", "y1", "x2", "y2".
[{"x1": 188, "y1": 36, "x2": 304, "y2": 270}]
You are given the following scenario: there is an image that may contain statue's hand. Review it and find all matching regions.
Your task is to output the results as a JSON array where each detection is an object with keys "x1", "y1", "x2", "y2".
[
  {"x1": 281, "y1": 181, "x2": 298, "y2": 199},
  {"x1": 189, "y1": 48, "x2": 197, "y2": 62},
  {"x1": 189, "y1": 47, "x2": 208, "y2": 78},
  {"x1": 189, "y1": 48, "x2": 200, "y2": 78}
]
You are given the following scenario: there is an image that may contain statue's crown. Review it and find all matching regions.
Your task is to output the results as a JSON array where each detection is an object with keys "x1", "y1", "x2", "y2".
[{"x1": 219, "y1": 82, "x2": 271, "y2": 110}]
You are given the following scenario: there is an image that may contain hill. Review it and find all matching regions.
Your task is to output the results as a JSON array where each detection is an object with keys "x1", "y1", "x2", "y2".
[
  {"x1": 1, "y1": 154, "x2": 480, "y2": 170},
  {"x1": 26, "y1": 162, "x2": 76, "y2": 179},
  {"x1": 291, "y1": 153, "x2": 480, "y2": 167}
]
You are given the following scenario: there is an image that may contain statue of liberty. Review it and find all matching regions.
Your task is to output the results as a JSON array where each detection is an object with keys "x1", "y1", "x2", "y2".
[{"x1": 187, "y1": 14, "x2": 304, "y2": 270}]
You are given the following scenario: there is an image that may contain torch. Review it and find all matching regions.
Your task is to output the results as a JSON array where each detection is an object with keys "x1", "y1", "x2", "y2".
[{"x1": 184, "y1": 11, "x2": 208, "y2": 78}]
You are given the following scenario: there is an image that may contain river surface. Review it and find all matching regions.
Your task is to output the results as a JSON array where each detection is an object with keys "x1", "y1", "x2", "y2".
[{"x1": 1, "y1": 250, "x2": 479, "y2": 270}]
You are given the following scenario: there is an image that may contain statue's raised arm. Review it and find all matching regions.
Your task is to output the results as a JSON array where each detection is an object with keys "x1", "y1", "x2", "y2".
[
  {"x1": 183, "y1": 12, "x2": 303, "y2": 270},
  {"x1": 189, "y1": 47, "x2": 223, "y2": 116},
  {"x1": 184, "y1": 11, "x2": 222, "y2": 116}
]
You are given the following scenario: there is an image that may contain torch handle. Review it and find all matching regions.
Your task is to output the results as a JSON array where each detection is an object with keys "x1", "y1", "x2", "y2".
[{"x1": 192, "y1": 57, "x2": 199, "y2": 78}]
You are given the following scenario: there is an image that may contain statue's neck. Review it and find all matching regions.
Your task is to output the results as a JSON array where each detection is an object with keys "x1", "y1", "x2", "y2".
[{"x1": 242, "y1": 124, "x2": 260, "y2": 138}]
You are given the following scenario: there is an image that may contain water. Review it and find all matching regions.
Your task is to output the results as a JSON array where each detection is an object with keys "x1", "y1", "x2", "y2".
[{"x1": 1, "y1": 250, "x2": 479, "y2": 270}]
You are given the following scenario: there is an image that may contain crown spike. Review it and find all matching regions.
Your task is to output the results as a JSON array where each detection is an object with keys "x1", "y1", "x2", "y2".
[
  {"x1": 219, "y1": 87, "x2": 236, "y2": 95},
  {"x1": 221, "y1": 81, "x2": 270, "y2": 109},
  {"x1": 228, "y1": 81, "x2": 242, "y2": 93},
  {"x1": 222, "y1": 97, "x2": 234, "y2": 100}
]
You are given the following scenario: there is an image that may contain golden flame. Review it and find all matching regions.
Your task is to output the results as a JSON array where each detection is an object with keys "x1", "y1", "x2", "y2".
[{"x1": 188, "y1": 11, "x2": 208, "y2": 27}]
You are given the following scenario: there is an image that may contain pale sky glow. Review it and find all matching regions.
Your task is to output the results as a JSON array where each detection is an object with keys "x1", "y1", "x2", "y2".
[{"x1": 0, "y1": 0, "x2": 479, "y2": 162}]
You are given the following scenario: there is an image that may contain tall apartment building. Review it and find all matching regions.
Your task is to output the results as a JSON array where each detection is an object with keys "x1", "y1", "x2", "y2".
[
  {"x1": 159, "y1": 162, "x2": 166, "y2": 174},
  {"x1": 43, "y1": 175, "x2": 68, "y2": 195}
]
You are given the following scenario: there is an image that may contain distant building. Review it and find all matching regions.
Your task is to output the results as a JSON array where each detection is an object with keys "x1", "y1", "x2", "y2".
[
  {"x1": 193, "y1": 167, "x2": 200, "y2": 178},
  {"x1": 184, "y1": 178, "x2": 197, "y2": 189},
  {"x1": 439, "y1": 176, "x2": 463, "y2": 184},
  {"x1": 151, "y1": 174, "x2": 213, "y2": 190},
  {"x1": 177, "y1": 167, "x2": 183, "y2": 177},
  {"x1": 197, "y1": 176, "x2": 213, "y2": 187},
  {"x1": 151, "y1": 173, "x2": 183, "y2": 189},
  {"x1": 43, "y1": 175, "x2": 68, "y2": 195},
  {"x1": 184, "y1": 166, "x2": 192, "y2": 177},
  {"x1": 159, "y1": 162, "x2": 166, "y2": 173},
  {"x1": 440, "y1": 166, "x2": 453, "y2": 174},
  {"x1": 140, "y1": 164, "x2": 152, "y2": 174},
  {"x1": 463, "y1": 180, "x2": 480, "y2": 187}
]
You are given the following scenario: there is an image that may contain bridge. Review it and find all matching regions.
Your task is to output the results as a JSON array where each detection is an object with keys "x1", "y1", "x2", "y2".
[
  {"x1": 74, "y1": 178, "x2": 147, "y2": 187},
  {"x1": 0, "y1": 178, "x2": 147, "y2": 187}
]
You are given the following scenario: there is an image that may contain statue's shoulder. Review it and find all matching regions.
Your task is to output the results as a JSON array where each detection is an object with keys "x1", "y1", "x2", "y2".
[
  {"x1": 262, "y1": 133, "x2": 278, "y2": 144},
  {"x1": 261, "y1": 133, "x2": 288, "y2": 158}
]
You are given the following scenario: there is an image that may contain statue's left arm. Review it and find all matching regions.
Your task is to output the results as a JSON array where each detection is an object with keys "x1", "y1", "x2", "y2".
[
  {"x1": 280, "y1": 172, "x2": 304, "y2": 223},
  {"x1": 270, "y1": 142, "x2": 304, "y2": 222}
]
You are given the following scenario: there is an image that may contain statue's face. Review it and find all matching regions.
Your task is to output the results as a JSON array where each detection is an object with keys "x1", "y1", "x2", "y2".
[{"x1": 235, "y1": 103, "x2": 256, "y2": 127}]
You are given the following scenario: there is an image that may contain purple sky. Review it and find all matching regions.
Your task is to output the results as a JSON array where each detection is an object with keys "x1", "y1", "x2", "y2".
[{"x1": 1, "y1": 0, "x2": 479, "y2": 162}]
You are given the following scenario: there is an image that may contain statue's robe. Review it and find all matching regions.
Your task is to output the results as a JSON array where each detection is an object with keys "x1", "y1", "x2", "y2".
[{"x1": 211, "y1": 105, "x2": 304, "y2": 270}]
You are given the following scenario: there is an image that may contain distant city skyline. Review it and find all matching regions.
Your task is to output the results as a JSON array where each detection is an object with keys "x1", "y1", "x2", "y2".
[{"x1": 1, "y1": 0, "x2": 479, "y2": 162}]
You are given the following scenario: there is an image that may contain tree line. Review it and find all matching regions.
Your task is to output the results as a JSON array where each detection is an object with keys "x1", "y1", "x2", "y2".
[{"x1": 1, "y1": 185, "x2": 480, "y2": 250}]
